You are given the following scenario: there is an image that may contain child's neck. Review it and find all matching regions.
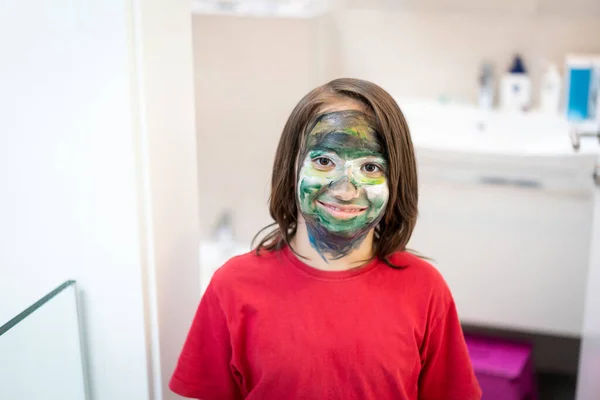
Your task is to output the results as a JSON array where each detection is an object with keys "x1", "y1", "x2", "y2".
[{"x1": 289, "y1": 215, "x2": 376, "y2": 271}]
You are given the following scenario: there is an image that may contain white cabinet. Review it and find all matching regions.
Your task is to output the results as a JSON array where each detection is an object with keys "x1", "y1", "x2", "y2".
[{"x1": 410, "y1": 148, "x2": 597, "y2": 336}]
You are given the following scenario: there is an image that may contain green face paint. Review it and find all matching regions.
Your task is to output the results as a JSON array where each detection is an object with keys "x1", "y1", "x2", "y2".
[{"x1": 297, "y1": 110, "x2": 389, "y2": 260}]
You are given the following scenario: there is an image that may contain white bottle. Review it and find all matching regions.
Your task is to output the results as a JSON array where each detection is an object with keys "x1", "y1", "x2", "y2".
[
  {"x1": 500, "y1": 55, "x2": 532, "y2": 112},
  {"x1": 540, "y1": 62, "x2": 562, "y2": 114},
  {"x1": 478, "y1": 62, "x2": 495, "y2": 111}
]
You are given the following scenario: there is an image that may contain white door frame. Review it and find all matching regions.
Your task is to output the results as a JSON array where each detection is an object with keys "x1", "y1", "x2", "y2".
[{"x1": 128, "y1": 1, "x2": 201, "y2": 399}]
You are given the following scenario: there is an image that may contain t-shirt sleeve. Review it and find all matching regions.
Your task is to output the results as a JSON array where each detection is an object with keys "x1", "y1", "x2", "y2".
[
  {"x1": 169, "y1": 282, "x2": 242, "y2": 400},
  {"x1": 418, "y1": 300, "x2": 482, "y2": 400}
]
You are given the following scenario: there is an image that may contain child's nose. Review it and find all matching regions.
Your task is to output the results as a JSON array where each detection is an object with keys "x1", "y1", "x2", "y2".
[{"x1": 329, "y1": 176, "x2": 360, "y2": 202}]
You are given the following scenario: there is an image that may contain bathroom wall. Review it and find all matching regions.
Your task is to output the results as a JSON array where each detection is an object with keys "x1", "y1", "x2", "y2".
[
  {"x1": 192, "y1": 14, "x2": 339, "y2": 244},
  {"x1": 336, "y1": 5, "x2": 600, "y2": 106},
  {"x1": 191, "y1": 2, "x2": 600, "y2": 243}
]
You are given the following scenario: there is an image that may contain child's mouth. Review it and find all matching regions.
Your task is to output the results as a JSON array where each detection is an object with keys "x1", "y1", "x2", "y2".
[{"x1": 316, "y1": 201, "x2": 367, "y2": 219}]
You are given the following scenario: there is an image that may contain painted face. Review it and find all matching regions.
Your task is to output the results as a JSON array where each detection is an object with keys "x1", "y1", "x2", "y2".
[{"x1": 297, "y1": 110, "x2": 389, "y2": 259}]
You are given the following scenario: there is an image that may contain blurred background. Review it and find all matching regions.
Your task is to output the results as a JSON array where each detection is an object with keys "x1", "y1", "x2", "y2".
[{"x1": 1, "y1": 0, "x2": 600, "y2": 399}]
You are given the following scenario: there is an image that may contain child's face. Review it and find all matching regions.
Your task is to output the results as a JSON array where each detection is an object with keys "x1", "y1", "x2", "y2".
[{"x1": 297, "y1": 110, "x2": 389, "y2": 240}]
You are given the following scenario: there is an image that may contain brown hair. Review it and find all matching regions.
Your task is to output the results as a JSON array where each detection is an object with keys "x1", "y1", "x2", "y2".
[{"x1": 253, "y1": 78, "x2": 418, "y2": 265}]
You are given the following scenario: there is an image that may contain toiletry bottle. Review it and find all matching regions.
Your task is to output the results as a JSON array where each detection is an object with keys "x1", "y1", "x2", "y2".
[
  {"x1": 500, "y1": 54, "x2": 532, "y2": 112},
  {"x1": 565, "y1": 55, "x2": 600, "y2": 121},
  {"x1": 540, "y1": 61, "x2": 562, "y2": 114},
  {"x1": 214, "y1": 211, "x2": 234, "y2": 250},
  {"x1": 478, "y1": 62, "x2": 495, "y2": 111}
]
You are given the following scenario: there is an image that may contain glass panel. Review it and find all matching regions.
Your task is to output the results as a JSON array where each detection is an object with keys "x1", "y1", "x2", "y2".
[{"x1": 0, "y1": 281, "x2": 88, "y2": 400}]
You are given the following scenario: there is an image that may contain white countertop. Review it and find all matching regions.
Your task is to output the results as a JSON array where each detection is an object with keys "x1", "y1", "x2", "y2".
[{"x1": 397, "y1": 99, "x2": 600, "y2": 157}]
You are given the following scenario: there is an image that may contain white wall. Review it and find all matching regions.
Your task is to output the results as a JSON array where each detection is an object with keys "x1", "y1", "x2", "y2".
[
  {"x1": 191, "y1": 15, "x2": 325, "y2": 243},
  {"x1": 577, "y1": 187, "x2": 600, "y2": 399},
  {"x1": 334, "y1": 7, "x2": 600, "y2": 106},
  {"x1": 0, "y1": 1, "x2": 150, "y2": 398},
  {"x1": 0, "y1": 1, "x2": 200, "y2": 399}
]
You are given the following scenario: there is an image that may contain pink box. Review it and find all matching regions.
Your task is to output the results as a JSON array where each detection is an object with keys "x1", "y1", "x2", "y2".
[{"x1": 465, "y1": 334, "x2": 537, "y2": 400}]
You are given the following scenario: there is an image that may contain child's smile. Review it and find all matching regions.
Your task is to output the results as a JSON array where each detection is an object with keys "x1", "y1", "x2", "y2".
[{"x1": 316, "y1": 200, "x2": 368, "y2": 219}]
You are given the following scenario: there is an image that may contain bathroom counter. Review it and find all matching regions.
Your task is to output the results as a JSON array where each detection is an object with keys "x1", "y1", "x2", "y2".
[{"x1": 398, "y1": 99, "x2": 600, "y2": 157}]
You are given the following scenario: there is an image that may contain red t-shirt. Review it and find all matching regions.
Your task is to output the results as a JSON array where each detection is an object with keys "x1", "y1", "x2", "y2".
[{"x1": 170, "y1": 246, "x2": 481, "y2": 400}]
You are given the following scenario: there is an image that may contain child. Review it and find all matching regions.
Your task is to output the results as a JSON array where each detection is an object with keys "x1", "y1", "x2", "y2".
[{"x1": 170, "y1": 78, "x2": 481, "y2": 399}]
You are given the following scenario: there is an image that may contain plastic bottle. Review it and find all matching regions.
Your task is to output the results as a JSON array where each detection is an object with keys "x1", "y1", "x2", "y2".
[
  {"x1": 540, "y1": 62, "x2": 562, "y2": 114},
  {"x1": 478, "y1": 62, "x2": 495, "y2": 111},
  {"x1": 500, "y1": 54, "x2": 532, "y2": 112}
]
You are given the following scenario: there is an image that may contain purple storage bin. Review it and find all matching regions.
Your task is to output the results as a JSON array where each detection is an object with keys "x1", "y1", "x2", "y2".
[{"x1": 465, "y1": 334, "x2": 537, "y2": 400}]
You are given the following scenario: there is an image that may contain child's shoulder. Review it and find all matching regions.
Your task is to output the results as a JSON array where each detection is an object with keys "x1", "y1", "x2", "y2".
[
  {"x1": 385, "y1": 250, "x2": 450, "y2": 291},
  {"x1": 384, "y1": 251, "x2": 456, "y2": 315},
  {"x1": 211, "y1": 248, "x2": 279, "y2": 284}
]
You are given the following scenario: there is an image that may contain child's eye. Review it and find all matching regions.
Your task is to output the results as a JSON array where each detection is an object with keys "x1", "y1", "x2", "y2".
[
  {"x1": 312, "y1": 157, "x2": 334, "y2": 170},
  {"x1": 362, "y1": 163, "x2": 382, "y2": 174}
]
